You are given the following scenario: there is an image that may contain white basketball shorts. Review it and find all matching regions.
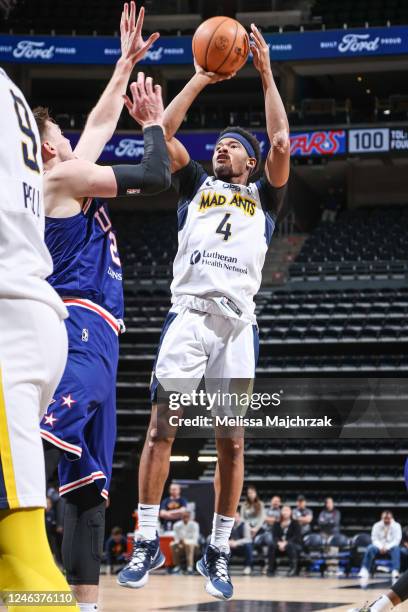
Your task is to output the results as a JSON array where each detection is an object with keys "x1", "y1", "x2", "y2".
[
  {"x1": 150, "y1": 306, "x2": 259, "y2": 402},
  {"x1": 0, "y1": 299, "x2": 68, "y2": 509}
]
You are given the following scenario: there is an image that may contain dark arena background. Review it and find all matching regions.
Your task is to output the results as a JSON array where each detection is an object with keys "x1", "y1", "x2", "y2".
[{"x1": 2, "y1": 1, "x2": 408, "y2": 610}]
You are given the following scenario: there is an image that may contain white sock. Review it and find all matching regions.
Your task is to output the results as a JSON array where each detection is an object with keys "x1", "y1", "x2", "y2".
[
  {"x1": 210, "y1": 513, "x2": 234, "y2": 551},
  {"x1": 137, "y1": 503, "x2": 159, "y2": 540},
  {"x1": 370, "y1": 596, "x2": 393, "y2": 612},
  {"x1": 78, "y1": 604, "x2": 98, "y2": 612}
]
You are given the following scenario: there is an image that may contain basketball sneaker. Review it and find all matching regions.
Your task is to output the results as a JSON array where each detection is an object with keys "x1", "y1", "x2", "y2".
[
  {"x1": 348, "y1": 604, "x2": 371, "y2": 612},
  {"x1": 196, "y1": 544, "x2": 233, "y2": 600},
  {"x1": 117, "y1": 533, "x2": 165, "y2": 588}
]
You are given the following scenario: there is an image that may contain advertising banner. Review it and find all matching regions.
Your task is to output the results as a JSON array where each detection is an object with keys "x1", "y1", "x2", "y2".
[
  {"x1": 65, "y1": 129, "x2": 352, "y2": 161},
  {"x1": 0, "y1": 26, "x2": 407, "y2": 65}
]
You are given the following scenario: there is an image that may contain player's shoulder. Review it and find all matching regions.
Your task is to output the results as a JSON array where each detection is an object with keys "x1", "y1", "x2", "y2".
[
  {"x1": 172, "y1": 159, "x2": 209, "y2": 200},
  {"x1": 250, "y1": 173, "x2": 288, "y2": 215},
  {"x1": 0, "y1": 68, "x2": 26, "y2": 105},
  {"x1": 174, "y1": 158, "x2": 208, "y2": 182},
  {"x1": 0, "y1": 68, "x2": 24, "y2": 114},
  {"x1": 0, "y1": 67, "x2": 14, "y2": 88},
  {"x1": 0, "y1": 67, "x2": 9, "y2": 83}
]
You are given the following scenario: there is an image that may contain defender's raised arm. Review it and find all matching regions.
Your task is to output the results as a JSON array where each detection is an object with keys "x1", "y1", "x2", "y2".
[{"x1": 74, "y1": 1, "x2": 159, "y2": 163}]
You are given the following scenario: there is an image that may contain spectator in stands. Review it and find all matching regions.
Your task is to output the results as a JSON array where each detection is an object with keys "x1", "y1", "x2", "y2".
[
  {"x1": 400, "y1": 527, "x2": 408, "y2": 573},
  {"x1": 253, "y1": 496, "x2": 282, "y2": 567},
  {"x1": 170, "y1": 510, "x2": 200, "y2": 575},
  {"x1": 160, "y1": 483, "x2": 188, "y2": 532},
  {"x1": 240, "y1": 486, "x2": 265, "y2": 538},
  {"x1": 105, "y1": 527, "x2": 127, "y2": 574},
  {"x1": 229, "y1": 511, "x2": 254, "y2": 576},
  {"x1": 292, "y1": 495, "x2": 313, "y2": 537},
  {"x1": 359, "y1": 511, "x2": 402, "y2": 581},
  {"x1": 267, "y1": 505, "x2": 302, "y2": 577},
  {"x1": 318, "y1": 497, "x2": 341, "y2": 541},
  {"x1": 265, "y1": 495, "x2": 282, "y2": 525}
]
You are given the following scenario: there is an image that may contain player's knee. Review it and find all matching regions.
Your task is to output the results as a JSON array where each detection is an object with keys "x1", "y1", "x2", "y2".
[
  {"x1": 216, "y1": 437, "x2": 244, "y2": 462},
  {"x1": 146, "y1": 424, "x2": 174, "y2": 450},
  {"x1": 147, "y1": 433, "x2": 174, "y2": 452}
]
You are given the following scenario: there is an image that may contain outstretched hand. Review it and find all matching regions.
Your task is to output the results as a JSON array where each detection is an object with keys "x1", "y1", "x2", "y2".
[
  {"x1": 193, "y1": 58, "x2": 236, "y2": 84},
  {"x1": 250, "y1": 23, "x2": 271, "y2": 76},
  {"x1": 123, "y1": 72, "x2": 164, "y2": 128},
  {"x1": 120, "y1": 1, "x2": 160, "y2": 66}
]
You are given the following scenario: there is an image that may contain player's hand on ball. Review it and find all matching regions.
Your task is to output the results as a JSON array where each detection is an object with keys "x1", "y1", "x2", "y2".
[
  {"x1": 250, "y1": 23, "x2": 271, "y2": 75},
  {"x1": 120, "y1": 1, "x2": 159, "y2": 66},
  {"x1": 193, "y1": 58, "x2": 236, "y2": 84},
  {"x1": 123, "y1": 72, "x2": 164, "y2": 128}
]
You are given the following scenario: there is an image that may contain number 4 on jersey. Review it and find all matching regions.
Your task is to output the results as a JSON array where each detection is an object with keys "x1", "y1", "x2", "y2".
[{"x1": 216, "y1": 213, "x2": 232, "y2": 241}]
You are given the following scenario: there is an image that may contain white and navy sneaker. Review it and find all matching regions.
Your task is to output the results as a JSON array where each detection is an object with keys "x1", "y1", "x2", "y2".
[
  {"x1": 348, "y1": 603, "x2": 371, "y2": 612},
  {"x1": 196, "y1": 544, "x2": 233, "y2": 600},
  {"x1": 117, "y1": 533, "x2": 165, "y2": 588}
]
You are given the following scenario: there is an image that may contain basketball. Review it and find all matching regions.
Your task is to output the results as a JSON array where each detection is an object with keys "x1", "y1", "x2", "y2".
[{"x1": 192, "y1": 16, "x2": 249, "y2": 75}]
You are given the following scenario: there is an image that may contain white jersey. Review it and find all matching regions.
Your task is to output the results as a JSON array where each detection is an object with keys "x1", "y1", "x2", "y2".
[
  {"x1": 171, "y1": 160, "x2": 285, "y2": 323},
  {"x1": 0, "y1": 68, "x2": 66, "y2": 318}
]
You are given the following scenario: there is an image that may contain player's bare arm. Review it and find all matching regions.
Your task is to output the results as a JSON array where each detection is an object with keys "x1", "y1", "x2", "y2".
[
  {"x1": 74, "y1": 1, "x2": 159, "y2": 163},
  {"x1": 163, "y1": 59, "x2": 235, "y2": 172},
  {"x1": 250, "y1": 23, "x2": 290, "y2": 188},
  {"x1": 44, "y1": 73, "x2": 169, "y2": 212}
]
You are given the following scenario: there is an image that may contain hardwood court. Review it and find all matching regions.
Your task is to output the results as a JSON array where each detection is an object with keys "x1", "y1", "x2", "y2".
[{"x1": 97, "y1": 573, "x2": 388, "y2": 612}]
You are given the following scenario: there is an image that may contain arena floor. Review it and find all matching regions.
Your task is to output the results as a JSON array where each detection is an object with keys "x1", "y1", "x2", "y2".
[{"x1": 96, "y1": 574, "x2": 388, "y2": 611}]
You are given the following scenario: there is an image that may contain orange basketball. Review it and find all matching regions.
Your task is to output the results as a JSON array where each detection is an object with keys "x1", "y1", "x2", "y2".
[{"x1": 192, "y1": 16, "x2": 249, "y2": 76}]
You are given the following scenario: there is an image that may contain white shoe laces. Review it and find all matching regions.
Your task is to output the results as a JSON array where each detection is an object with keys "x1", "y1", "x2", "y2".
[
  {"x1": 209, "y1": 552, "x2": 230, "y2": 583},
  {"x1": 128, "y1": 542, "x2": 150, "y2": 570}
]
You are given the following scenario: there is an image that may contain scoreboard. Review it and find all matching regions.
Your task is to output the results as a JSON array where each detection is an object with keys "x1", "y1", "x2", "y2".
[{"x1": 348, "y1": 129, "x2": 389, "y2": 153}]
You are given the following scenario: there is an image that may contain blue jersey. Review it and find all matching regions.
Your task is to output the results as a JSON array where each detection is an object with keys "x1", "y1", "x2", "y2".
[{"x1": 45, "y1": 199, "x2": 124, "y2": 320}]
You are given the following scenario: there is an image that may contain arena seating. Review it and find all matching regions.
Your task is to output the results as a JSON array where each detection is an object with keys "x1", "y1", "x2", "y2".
[
  {"x1": 292, "y1": 206, "x2": 408, "y2": 275},
  {"x1": 1, "y1": 0, "x2": 203, "y2": 35},
  {"x1": 311, "y1": 0, "x2": 408, "y2": 28},
  {"x1": 2, "y1": 0, "x2": 406, "y2": 36},
  {"x1": 199, "y1": 438, "x2": 408, "y2": 533}
]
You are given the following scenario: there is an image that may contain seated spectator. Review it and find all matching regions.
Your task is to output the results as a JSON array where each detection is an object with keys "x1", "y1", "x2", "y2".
[
  {"x1": 318, "y1": 497, "x2": 341, "y2": 542},
  {"x1": 105, "y1": 526, "x2": 127, "y2": 574},
  {"x1": 400, "y1": 527, "x2": 408, "y2": 573},
  {"x1": 359, "y1": 511, "x2": 402, "y2": 581},
  {"x1": 240, "y1": 485, "x2": 265, "y2": 539},
  {"x1": 170, "y1": 510, "x2": 200, "y2": 575},
  {"x1": 254, "y1": 495, "x2": 282, "y2": 555},
  {"x1": 229, "y1": 511, "x2": 254, "y2": 576},
  {"x1": 265, "y1": 495, "x2": 282, "y2": 525},
  {"x1": 267, "y1": 505, "x2": 302, "y2": 577},
  {"x1": 160, "y1": 483, "x2": 188, "y2": 532},
  {"x1": 292, "y1": 495, "x2": 313, "y2": 537}
]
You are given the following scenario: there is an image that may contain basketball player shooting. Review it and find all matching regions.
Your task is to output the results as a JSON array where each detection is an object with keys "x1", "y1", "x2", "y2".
[
  {"x1": 33, "y1": 4, "x2": 170, "y2": 612},
  {"x1": 118, "y1": 24, "x2": 290, "y2": 601},
  {"x1": 0, "y1": 3, "x2": 78, "y2": 610}
]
